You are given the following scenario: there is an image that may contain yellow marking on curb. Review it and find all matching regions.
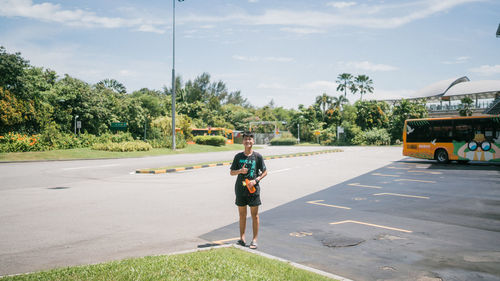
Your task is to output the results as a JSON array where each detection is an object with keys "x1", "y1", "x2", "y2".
[
  {"x1": 373, "y1": 193, "x2": 429, "y2": 199},
  {"x1": 208, "y1": 164, "x2": 217, "y2": 167},
  {"x1": 329, "y1": 220, "x2": 412, "y2": 233},
  {"x1": 306, "y1": 200, "x2": 351, "y2": 210},
  {"x1": 372, "y1": 173, "x2": 400, "y2": 177},
  {"x1": 394, "y1": 179, "x2": 436, "y2": 183},
  {"x1": 175, "y1": 167, "x2": 186, "y2": 172},
  {"x1": 407, "y1": 170, "x2": 442, "y2": 175},
  {"x1": 388, "y1": 166, "x2": 411, "y2": 170},
  {"x1": 348, "y1": 183, "x2": 382, "y2": 189},
  {"x1": 212, "y1": 237, "x2": 240, "y2": 245},
  {"x1": 193, "y1": 165, "x2": 202, "y2": 169},
  {"x1": 155, "y1": 170, "x2": 166, "y2": 174}
]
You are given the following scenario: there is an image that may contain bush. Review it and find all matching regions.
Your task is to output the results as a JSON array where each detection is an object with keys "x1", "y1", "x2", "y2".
[
  {"x1": 0, "y1": 133, "x2": 44, "y2": 152},
  {"x1": 148, "y1": 134, "x2": 187, "y2": 149},
  {"x1": 270, "y1": 138, "x2": 297, "y2": 146},
  {"x1": 92, "y1": 141, "x2": 152, "y2": 152},
  {"x1": 354, "y1": 128, "x2": 391, "y2": 145},
  {"x1": 193, "y1": 135, "x2": 227, "y2": 146}
]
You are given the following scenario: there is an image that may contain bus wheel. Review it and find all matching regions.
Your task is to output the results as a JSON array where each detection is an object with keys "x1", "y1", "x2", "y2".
[{"x1": 435, "y1": 149, "x2": 449, "y2": 164}]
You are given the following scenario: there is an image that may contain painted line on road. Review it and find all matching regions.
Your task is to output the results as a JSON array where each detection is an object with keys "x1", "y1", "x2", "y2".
[
  {"x1": 212, "y1": 237, "x2": 240, "y2": 245},
  {"x1": 372, "y1": 173, "x2": 400, "y2": 177},
  {"x1": 268, "y1": 168, "x2": 292, "y2": 174},
  {"x1": 347, "y1": 183, "x2": 382, "y2": 189},
  {"x1": 373, "y1": 193, "x2": 429, "y2": 199},
  {"x1": 62, "y1": 164, "x2": 119, "y2": 171},
  {"x1": 407, "y1": 170, "x2": 442, "y2": 175},
  {"x1": 329, "y1": 220, "x2": 413, "y2": 233},
  {"x1": 387, "y1": 166, "x2": 410, "y2": 170},
  {"x1": 306, "y1": 200, "x2": 351, "y2": 210},
  {"x1": 394, "y1": 179, "x2": 436, "y2": 183}
]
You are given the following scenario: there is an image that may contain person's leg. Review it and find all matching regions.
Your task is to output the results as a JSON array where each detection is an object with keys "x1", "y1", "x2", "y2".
[
  {"x1": 238, "y1": 206, "x2": 247, "y2": 242},
  {"x1": 250, "y1": 205, "x2": 259, "y2": 244}
]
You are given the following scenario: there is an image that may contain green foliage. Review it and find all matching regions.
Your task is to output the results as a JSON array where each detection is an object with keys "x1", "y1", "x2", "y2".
[
  {"x1": 92, "y1": 141, "x2": 152, "y2": 152},
  {"x1": 193, "y1": 135, "x2": 227, "y2": 146},
  {"x1": 270, "y1": 138, "x2": 297, "y2": 146},
  {"x1": 388, "y1": 99, "x2": 428, "y2": 143},
  {"x1": 354, "y1": 100, "x2": 389, "y2": 130},
  {"x1": 360, "y1": 128, "x2": 391, "y2": 145},
  {"x1": 147, "y1": 133, "x2": 187, "y2": 149},
  {"x1": 458, "y1": 96, "x2": 474, "y2": 116}
]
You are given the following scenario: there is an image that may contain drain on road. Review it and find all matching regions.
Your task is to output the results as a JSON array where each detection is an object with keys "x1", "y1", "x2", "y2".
[
  {"x1": 313, "y1": 232, "x2": 364, "y2": 248},
  {"x1": 47, "y1": 186, "x2": 71, "y2": 190}
]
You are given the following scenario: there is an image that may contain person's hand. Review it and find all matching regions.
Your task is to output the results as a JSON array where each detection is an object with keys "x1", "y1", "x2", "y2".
[
  {"x1": 240, "y1": 167, "x2": 248, "y2": 174},
  {"x1": 247, "y1": 180, "x2": 256, "y2": 189}
]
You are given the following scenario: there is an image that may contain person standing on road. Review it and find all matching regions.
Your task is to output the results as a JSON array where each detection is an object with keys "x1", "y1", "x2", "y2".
[{"x1": 230, "y1": 131, "x2": 267, "y2": 249}]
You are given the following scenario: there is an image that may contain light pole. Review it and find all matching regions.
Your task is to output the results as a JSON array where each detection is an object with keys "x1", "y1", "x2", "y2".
[
  {"x1": 171, "y1": 0, "x2": 177, "y2": 150},
  {"x1": 74, "y1": 115, "x2": 79, "y2": 135},
  {"x1": 297, "y1": 123, "x2": 300, "y2": 144}
]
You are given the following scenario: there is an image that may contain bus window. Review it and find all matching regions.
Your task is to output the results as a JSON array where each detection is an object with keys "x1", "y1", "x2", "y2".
[
  {"x1": 406, "y1": 121, "x2": 431, "y2": 142},
  {"x1": 430, "y1": 120, "x2": 453, "y2": 142},
  {"x1": 453, "y1": 119, "x2": 474, "y2": 142}
]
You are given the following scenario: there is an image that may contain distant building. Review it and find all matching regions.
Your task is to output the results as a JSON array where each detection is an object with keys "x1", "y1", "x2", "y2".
[{"x1": 384, "y1": 76, "x2": 500, "y2": 117}]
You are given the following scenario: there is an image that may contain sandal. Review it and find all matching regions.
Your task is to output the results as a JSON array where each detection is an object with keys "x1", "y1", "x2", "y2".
[
  {"x1": 249, "y1": 241, "x2": 258, "y2": 249},
  {"x1": 236, "y1": 239, "x2": 246, "y2": 247}
]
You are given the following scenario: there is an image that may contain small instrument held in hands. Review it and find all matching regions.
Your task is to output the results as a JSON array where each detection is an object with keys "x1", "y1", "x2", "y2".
[{"x1": 242, "y1": 178, "x2": 256, "y2": 194}]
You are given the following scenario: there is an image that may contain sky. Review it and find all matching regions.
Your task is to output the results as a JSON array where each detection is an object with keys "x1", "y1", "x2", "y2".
[{"x1": 0, "y1": 0, "x2": 499, "y2": 109}]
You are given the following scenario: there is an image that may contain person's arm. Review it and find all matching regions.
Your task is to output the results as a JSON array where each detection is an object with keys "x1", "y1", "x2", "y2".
[{"x1": 230, "y1": 167, "x2": 248, "y2": 176}]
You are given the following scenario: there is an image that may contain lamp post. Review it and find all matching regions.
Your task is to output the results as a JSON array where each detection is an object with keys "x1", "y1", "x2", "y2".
[
  {"x1": 74, "y1": 115, "x2": 79, "y2": 135},
  {"x1": 171, "y1": 0, "x2": 177, "y2": 150}
]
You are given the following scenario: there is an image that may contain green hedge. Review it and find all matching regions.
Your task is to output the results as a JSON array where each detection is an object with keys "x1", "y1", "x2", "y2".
[
  {"x1": 193, "y1": 136, "x2": 227, "y2": 146},
  {"x1": 270, "y1": 138, "x2": 297, "y2": 146},
  {"x1": 92, "y1": 141, "x2": 152, "y2": 152}
]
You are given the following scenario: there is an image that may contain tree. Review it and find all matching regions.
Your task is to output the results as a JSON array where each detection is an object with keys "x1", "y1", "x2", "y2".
[
  {"x1": 458, "y1": 97, "x2": 474, "y2": 116},
  {"x1": 96, "y1": 79, "x2": 127, "y2": 94},
  {"x1": 315, "y1": 93, "x2": 332, "y2": 122},
  {"x1": 353, "y1": 75, "x2": 374, "y2": 101},
  {"x1": 354, "y1": 100, "x2": 389, "y2": 130},
  {"x1": 336, "y1": 73, "x2": 354, "y2": 99},
  {"x1": 389, "y1": 99, "x2": 427, "y2": 142},
  {"x1": 0, "y1": 46, "x2": 30, "y2": 95}
]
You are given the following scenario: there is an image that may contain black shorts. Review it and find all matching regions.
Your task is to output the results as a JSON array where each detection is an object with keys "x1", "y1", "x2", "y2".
[{"x1": 235, "y1": 194, "x2": 261, "y2": 207}]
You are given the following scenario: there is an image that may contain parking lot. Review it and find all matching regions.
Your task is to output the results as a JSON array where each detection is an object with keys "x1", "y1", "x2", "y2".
[{"x1": 202, "y1": 159, "x2": 500, "y2": 281}]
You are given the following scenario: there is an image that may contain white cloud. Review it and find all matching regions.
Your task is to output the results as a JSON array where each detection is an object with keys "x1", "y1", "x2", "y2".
[
  {"x1": 302, "y1": 81, "x2": 338, "y2": 93},
  {"x1": 257, "y1": 83, "x2": 288, "y2": 90},
  {"x1": 248, "y1": 0, "x2": 259, "y2": 2},
  {"x1": 327, "y1": 2, "x2": 357, "y2": 9},
  {"x1": 469, "y1": 64, "x2": 500, "y2": 76},
  {"x1": 0, "y1": 0, "x2": 166, "y2": 33},
  {"x1": 232, "y1": 55, "x2": 294, "y2": 63},
  {"x1": 442, "y1": 56, "x2": 470, "y2": 64},
  {"x1": 280, "y1": 27, "x2": 326, "y2": 34},
  {"x1": 341, "y1": 61, "x2": 398, "y2": 72}
]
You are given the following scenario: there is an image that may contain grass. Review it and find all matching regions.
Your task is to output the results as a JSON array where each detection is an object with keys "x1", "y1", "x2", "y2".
[
  {"x1": 1, "y1": 247, "x2": 336, "y2": 281},
  {"x1": 0, "y1": 144, "x2": 253, "y2": 162}
]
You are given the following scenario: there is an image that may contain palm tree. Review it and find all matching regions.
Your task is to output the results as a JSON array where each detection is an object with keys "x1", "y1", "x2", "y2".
[
  {"x1": 97, "y1": 79, "x2": 127, "y2": 94},
  {"x1": 336, "y1": 73, "x2": 354, "y2": 99},
  {"x1": 332, "y1": 95, "x2": 349, "y2": 109},
  {"x1": 354, "y1": 75, "x2": 373, "y2": 101},
  {"x1": 315, "y1": 93, "x2": 332, "y2": 121}
]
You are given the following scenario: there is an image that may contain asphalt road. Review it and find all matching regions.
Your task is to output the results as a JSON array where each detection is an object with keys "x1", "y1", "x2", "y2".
[
  {"x1": 202, "y1": 159, "x2": 500, "y2": 281},
  {"x1": 1, "y1": 146, "x2": 498, "y2": 281},
  {"x1": 0, "y1": 145, "x2": 399, "y2": 276}
]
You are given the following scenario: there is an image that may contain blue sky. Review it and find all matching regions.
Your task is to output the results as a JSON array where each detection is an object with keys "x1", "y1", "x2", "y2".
[{"x1": 1, "y1": 0, "x2": 499, "y2": 108}]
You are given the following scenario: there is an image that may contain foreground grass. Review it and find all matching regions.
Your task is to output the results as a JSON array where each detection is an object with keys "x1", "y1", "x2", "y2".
[
  {"x1": 1, "y1": 247, "x2": 335, "y2": 281},
  {"x1": 0, "y1": 144, "x2": 250, "y2": 162}
]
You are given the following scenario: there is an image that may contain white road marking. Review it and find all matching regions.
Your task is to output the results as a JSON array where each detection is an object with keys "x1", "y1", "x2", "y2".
[{"x1": 268, "y1": 168, "x2": 292, "y2": 174}]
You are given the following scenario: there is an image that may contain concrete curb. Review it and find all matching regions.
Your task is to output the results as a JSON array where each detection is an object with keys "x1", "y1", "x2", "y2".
[
  {"x1": 136, "y1": 149, "x2": 342, "y2": 174},
  {"x1": 160, "y1": 243, "x2": 353, "y2": 281}
]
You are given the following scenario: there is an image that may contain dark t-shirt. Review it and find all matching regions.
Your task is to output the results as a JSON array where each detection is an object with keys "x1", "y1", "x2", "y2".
[{"x1": 230, "y1": 151, "x2": 267, "y2": 197}]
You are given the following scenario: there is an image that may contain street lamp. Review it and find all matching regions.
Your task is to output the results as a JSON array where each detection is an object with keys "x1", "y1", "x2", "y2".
[
  {"x1": 74, "y1": 115, "x2": 79, "y2": 135},
  {"x1": 171, "y1": 0, "x2": 184, "y2": 150}
]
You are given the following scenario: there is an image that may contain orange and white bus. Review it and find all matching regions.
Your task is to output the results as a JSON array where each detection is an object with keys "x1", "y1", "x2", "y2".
[
  {"x1": 190, "y1": 128, "x2": 234, "y2": 144},
  {"x1": 403, "y1": 115, "x2": 500, "y2": 163}
]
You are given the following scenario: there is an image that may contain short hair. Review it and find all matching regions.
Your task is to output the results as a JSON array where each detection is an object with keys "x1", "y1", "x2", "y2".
[{"x1": 242, "y1": 131, "x2": 254, "y2": 139}]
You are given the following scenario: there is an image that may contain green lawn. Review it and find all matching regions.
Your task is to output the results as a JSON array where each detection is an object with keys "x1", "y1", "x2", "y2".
[
  {"x1": 1, "y1": 247, "x2": 335, "y2": 281},
  {"x1": 0, "y1": 144, "x2": 252, "y2": 162}
]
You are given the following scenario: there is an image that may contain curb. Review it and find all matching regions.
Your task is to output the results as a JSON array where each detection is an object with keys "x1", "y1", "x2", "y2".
[
  {"x1": 167, "y1": 243, "x2": 353, "y2": 281},
  {"x1": 136, "y1": 149, "x2": 342, "y2": 174}
]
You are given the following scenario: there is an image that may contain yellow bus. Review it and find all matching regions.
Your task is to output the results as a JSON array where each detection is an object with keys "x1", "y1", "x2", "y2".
[
  {"x1": 403, "y1": 115, "x2": 500, "y2": 163},
  {"x1": 190, "y1": 128, "x2": 234, "y2": 144}
]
